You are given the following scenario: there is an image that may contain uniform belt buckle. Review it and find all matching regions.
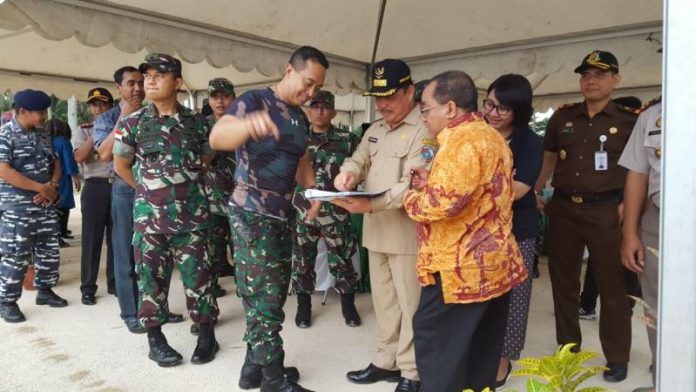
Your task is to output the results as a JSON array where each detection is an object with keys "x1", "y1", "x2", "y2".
[{"x1": 571, "y1": 195, "x2": 584, "y2": 204}]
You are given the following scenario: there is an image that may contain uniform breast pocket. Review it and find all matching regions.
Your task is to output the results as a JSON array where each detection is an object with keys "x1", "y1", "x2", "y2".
[
  {"x1": 138, "y1": 135, "x2": 166, "y2": 176},
  {"x1": 557, "y1": 131, "x2": 574, "y2": 148},
  {"x1": 644, "y1": 130, "x2": 662, "y2": 166}
]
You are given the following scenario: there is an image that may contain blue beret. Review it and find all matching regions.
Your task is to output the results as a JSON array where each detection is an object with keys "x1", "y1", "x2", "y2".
[{"x1": 13, "y1": 89, "x2": 51, "y2": 111}]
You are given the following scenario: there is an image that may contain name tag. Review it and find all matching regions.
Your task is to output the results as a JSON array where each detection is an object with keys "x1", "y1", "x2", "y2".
[
  {"x1": 648, "y1": 129, "x2": 661, "y2": 136},
  {"x1": 594, "y1": 151, "x2": 608, "y2": 171},
  {"x1": 368, "y1": 137, "x2": 378, "y2": 143}
]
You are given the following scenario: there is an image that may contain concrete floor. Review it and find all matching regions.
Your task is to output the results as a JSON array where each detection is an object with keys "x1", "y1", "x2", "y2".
[{"x1": 0, "y1": 208, "x2": 653, "y2": 392}]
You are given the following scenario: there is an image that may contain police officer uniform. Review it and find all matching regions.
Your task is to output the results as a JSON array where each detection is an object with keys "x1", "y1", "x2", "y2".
[
  {"x1": 74, "y1": 87, "x2": 115, "y2": 305},
  {"x1": 618, "y1": 96, "x2": 662, "y2": 384},
  {"x1": 0, "y1": 90, "x2": 68, "y2": 323},
  {"x1": 543, "y1": 51, "x2": 637, "y2": 379},
  {"x1": 341, "y1": 59, "x2": 431, "y2": 390}
]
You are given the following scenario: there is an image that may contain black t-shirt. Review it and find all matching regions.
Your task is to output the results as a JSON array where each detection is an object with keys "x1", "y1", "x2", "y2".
[{"x1": 509, "y1": 126, "x2": 544, "y2": 240}]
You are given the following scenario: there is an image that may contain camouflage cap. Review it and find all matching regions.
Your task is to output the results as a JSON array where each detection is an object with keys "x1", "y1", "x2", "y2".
[
  {"x1": 208, "y1": 78, "x2": 235, "y2": 96},
  {"x1": 138, "y1": 53, "x2": 182, "y2": 76},
  {"x1": 310, "y1": 90, "x2": 335, "y2": 109},
  {"x1": 574, "y1": 50, "x2": 619, "y2": 74},
  {"x1": 414, "y1": 80, "x2": 429, "y2": 103}
]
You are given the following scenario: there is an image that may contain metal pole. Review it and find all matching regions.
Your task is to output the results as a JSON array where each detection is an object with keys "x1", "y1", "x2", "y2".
[{"x1": 658, "y1": 0, "x2": 696, "y2": 390}]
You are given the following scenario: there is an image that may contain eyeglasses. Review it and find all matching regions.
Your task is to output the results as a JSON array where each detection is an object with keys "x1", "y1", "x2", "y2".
[
  {"x1": 482, "y1": 99, "x2": 512, "y2": 116},
  {"x1": 419, "y1": 103, "x2": 442, "y2": 115}
]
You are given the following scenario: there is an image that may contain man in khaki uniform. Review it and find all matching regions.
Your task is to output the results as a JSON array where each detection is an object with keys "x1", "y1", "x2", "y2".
[
  {"x1": 619, "y1": 97, "x2": 662, "y2": 392},
  {"x1": 332, "y1": 59, "x2": 432, "y2": 392}
]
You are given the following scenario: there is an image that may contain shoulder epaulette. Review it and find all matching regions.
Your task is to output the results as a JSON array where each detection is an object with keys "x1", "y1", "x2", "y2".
[
  {"x1": 556, "y1": 102, "x2": 581, "y2": 110},
  {"x1": 617, "y1": 104, "x2": 640, "y2": 115},
  {"x1": 641, "y1": 96, "x2": 662, "y2": 112}
]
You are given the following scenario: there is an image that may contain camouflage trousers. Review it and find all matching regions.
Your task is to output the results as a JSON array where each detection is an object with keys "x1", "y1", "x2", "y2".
[
  {"x1": 133, "y1": 230, "x2": 219, "y2": 327},
  {"x1": 291, "y1": 217, "x2": 358, "y2": 294},
  {"x1": 229, "y1": 207, "x2": 292, "y2": 366},
  {"x1": 0, "y1": 209, "x2": 60, "y2": 302},
  {"x1": 209, "y1": 213, "x2": 233, "y2": 281}
]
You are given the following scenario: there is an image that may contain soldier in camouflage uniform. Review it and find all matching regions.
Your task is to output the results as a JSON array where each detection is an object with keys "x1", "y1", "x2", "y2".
[
  {"x1": 112, "y1": 53, "x2": 219, "y2": 367},
  {"x1": 209, "y1": 46, "x2": 330, "y2": 392},
  {"x1": 291, "y1": 90, "x2": 361, "y2": 329},
  {"x1": 189, "y1": 78, "x2": 237, "y2": 336},
  {"x1": 0, "y1": 89, "x2": 68, "y2": 323}
]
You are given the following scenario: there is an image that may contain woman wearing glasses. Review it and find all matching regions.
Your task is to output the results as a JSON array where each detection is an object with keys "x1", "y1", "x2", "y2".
[{"x1": 483, "y1": 74, "x2": 544, "y2": 388}]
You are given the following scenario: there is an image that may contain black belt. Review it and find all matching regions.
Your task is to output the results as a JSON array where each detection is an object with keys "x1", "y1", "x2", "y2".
[
  {"x1": 554, "y1": 190, "x2": 621, "y2": 204},
  {"x1": 84, "y1": 177, "x2": 114, "y2": 184}
]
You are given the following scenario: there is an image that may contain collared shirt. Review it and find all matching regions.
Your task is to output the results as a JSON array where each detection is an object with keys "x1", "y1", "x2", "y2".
[
  {"x1": 292, "y1": 125, "x2": 359, "y2": 225},
  {"x1": 0, "y1": 118, "x2": 55, "y2": 211},
  {"x1": 72, "y1": 123, "x2": 113, "y2": 179},
  {"x1": 404, "y1": 113, "x2": 527, "y2": 304},
  {"x1": 544, "y1": 101, "x2": 638, "y2": 194},
  {"x1": 226, "y1": 87, "x2": 310, "y2": 220},
  {"x1": 113, "y1": 103, "x2": 212, "y2": 234},
  {"x1": 93, "y1": 102, "x2": 123, "y2": 148},
  {"x1": 341, "y1": 105, "x2": 432, "y2": 255},
  {"x1": 618, "y1": 101, "x2": 662, "y2": 208}
]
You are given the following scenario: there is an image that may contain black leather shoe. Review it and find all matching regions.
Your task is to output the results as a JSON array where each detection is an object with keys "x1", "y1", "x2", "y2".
[
  {"x1": 495, "y1": 359, "x2": 512, "y2": 389},
  {"x1": 0, "y1": 302, "x2": 26, "y2": 323},
  {"x1": 341, "y1": 293, "x2": 361, "y2": 327},
  {"x1": 167, "y1": 312, "x2": 184, "y2": 323},
  {"x1": 212, "y1": 284, "x2": 227, "y2": 298},
  {"x1": 81, "y1": 294, "x2": 96, "y2": 306},
  {"x1": 107, "y1": 286, "x2": 117, "y2": 296},
  {"x1": 295, "y1": 293, "x2": 311, "y2": 328},
  {"x1": 36, "y1": 289, "x2": 68, "y2": 307},
  {"x1": 395, "y1": 377, "x2": 421, "y2": 392},
  {"x1": 603, "y1": 362, "x2": 628, "y2": 382},
  {"x1": 260, "y1": 363, "x2": 313, "y2": 392},
  {"x1": 347, "y1": 364, "x2": 401, "y2": 384},
  {"x1": 191, "y1": 323, "x2": 219, "y2": 364},
  {"x1": 190, "y1": 323, "x2": 200, "y2": 336},
  {"x1": 147, "y1": 335, "x2": 182, "y2": 367},
  {"x1": 239, "y1": 346, "x2": 300, "y2": 390},
  {"x1": 125, "y1": 319, "x2": 146, "y2": 334}
]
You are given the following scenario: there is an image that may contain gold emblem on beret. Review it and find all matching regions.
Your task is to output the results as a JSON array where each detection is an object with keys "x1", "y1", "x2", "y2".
[
  {"x1": 609, "y1": 127, "x2": 618, "y2": 135},
  {"x1": 94, "y1": 91, "x2": 101, "y2": 96},
  {"x1": 655, "y1": 148, "x2": 661, "y2": 159},
  {"x1": 559, "y1": 149, "x2": 567, "y2": 160},
  {"x1": 374, "y1": 66, "x2": 385, "y2": 78},
  {"x1": 656, "y1": 117, "x2": 662, "y2": 128}
]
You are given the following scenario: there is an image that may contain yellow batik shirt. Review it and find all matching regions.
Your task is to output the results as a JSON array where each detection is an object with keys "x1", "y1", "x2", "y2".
[{"x1": 404, "y1": 112, "x2": 527, "y2": 304}]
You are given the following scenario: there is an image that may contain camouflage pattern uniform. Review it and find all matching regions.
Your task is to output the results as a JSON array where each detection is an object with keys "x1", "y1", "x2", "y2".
[
  {"x1": 291, "y1": 122, "x2": 359, "y2": 295},
  {"x1": 113, "y1": 103, "x2": 218, "y2": 327},
  {"x1": 0, "y1": 119, "x2": 60, "y2": 302},
  {"x1": 227, "y1": 87, "x2": 310, "y2": 366}
]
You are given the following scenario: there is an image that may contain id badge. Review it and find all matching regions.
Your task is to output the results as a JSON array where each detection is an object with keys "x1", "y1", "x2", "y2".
[{"x1": 594, "y1": 151, "x2": 608, "y2": 171}]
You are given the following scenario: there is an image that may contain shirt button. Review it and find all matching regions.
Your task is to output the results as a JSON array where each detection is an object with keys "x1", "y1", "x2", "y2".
[
  {"x1": 583, "y1": 139, "x2": 587, "y2": 143},
  {"x1": 579, "y1": 156, "x2": 583, "y2": 159},
  {"x1": 575, "y1": 172, "x2": 580, "y2": 176},
  {"x1": 589, "y1": 122, "x2": 593, "y2": 126}
]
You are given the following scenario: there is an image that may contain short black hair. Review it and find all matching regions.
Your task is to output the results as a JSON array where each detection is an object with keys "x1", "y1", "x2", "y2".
[
  {"x1": 428, "y1": 70, "x2": 477, "y2": 111},
  {"x1": 289, "y1": 46, "x2": 329, "y2": 70},
  {"x1": 487, "y1": 74, "x2": 534, "y2": 128},
  {"x1": 114, "y1": 66, "x2": 139, "y2": 85},
  {"x1": 45, "y1": 118, "x2": 72, "y2": 139}
]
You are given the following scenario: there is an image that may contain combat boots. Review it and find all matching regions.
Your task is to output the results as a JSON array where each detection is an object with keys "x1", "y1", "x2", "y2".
[
  {"x1": 35, "y1": 288, "x2": 68, "y2": 307},
  {"x1": 341, "y1": 293, "x2": 361, "y2": 327},
  {"x1": 239, "y1": 344, "x2": 300, "y2": 390},
  {"x1": 0, "y1": 301, "x2": 26, "y2": 323},
  {"x1": 260, "y1": 362, "x2": 313, "y2": 392},
  {"x1": 147, "y1": 327, "x2": 183, "y2": 367},
  {"x1": 191, "y1": 322, "x2": 219, "y2": 364},
  {"x1": 295, "y1": 293, "x2": 311, "y2": 328}
]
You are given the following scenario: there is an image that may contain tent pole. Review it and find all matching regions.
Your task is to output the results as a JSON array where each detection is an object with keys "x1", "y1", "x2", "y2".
[
  {"x1": 658, "y1": 0, "x2": 696, "y2": 390},
  {"x1": 67, "y1": 95, "x2": 78, "y2": 134}
]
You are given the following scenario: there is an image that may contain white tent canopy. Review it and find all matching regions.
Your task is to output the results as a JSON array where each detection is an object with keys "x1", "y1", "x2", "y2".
[{"x1": 0, "y1": 0, "x2": 663, "y2": 110}]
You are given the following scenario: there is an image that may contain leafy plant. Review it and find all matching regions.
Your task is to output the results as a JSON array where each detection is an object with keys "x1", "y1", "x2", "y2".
[{"x1": 506, "y1": 343, "x2": 612, "y2": 392}]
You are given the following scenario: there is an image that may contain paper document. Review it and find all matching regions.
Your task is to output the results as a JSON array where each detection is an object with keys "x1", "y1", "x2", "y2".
[{"x1": 304, "y1": 189, "x2": 388, "y2": 201}]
